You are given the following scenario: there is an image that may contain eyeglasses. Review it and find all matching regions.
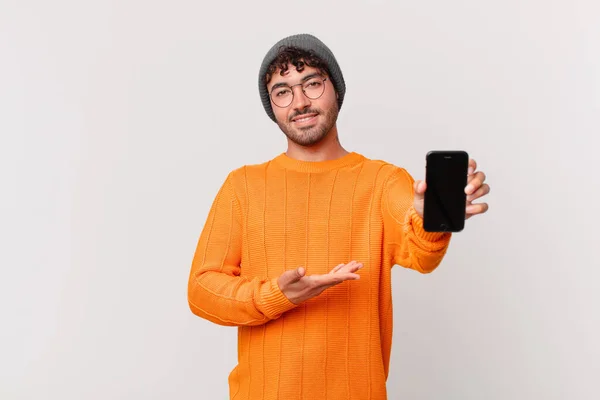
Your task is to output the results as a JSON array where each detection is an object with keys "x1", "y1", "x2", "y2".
[{"x1": 269, "y1": 77, "x2": 328, "y2": 108}]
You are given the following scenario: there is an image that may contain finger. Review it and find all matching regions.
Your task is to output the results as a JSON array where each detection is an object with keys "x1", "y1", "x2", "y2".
[
  {"x1": 329, "y1": 263, "x2": 346, "y2": 274},
  {"x1": 280, "y1": 267, "x2": 305, "y2": 286},
  {"x1": 340, "y1": 262, "x2": 364, "y2": 273},
  {"x1": 468, "y1": 158, "x2": 477, "y2": 175},
  {"x1": 290, "y1": 267, "x2": 305, "y2": 283},
  {"x1": 466, "y1": 183, "x2": 490, "y2": 203},
  {"x1": 466, "y1": 202, "x2": 489, "y2": 216},
  {"x1": 330, "y1": 261, "x2": 354, "y2": 274},
  {"x1": 413, "y1": 180, "x2": 426, "y2": 199},
  {"x1": 336, "y1": 261, "x2": 363, "y2": 274},
  {"x1": 348, "y1": 262, "x2": 363, "y2": 273},
  {"x1": 316, "y1": 272, "x2": 360, "y2": 288},
  {"x1": 344, "y1": 261, "x2": 359, "y2": 268},
  {"x1": 327, "y1": 273, "x2": 360, "y2": 284},
  {"x1": 465, "y1": 171, "x2": 486, "y2": 195},
  {"x1": 342, "y1": 272, "x2": 360, "y2": 280}
]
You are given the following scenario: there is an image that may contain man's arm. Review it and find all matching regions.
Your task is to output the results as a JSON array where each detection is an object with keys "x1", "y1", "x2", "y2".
[
  {"x1": 187, "y1": 172, "x2": 298, "y2": 326},
  {"x1": 381, "y1": 167, "x2": 452, "y2": 273}
]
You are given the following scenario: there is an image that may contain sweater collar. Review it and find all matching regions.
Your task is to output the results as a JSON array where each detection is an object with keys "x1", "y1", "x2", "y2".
[{"x1": 273, "y1": 151, "x2": 365, "y2": 173}]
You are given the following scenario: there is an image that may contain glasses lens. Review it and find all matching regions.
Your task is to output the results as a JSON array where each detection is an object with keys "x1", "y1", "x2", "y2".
[
  {"x1": 270, "y1": 78, "x2": 326, "y2": 107},
  {"x1": 271, "y1": 86, "x2": 293, "y2": 108},
  {"x1": 303, "y1": 78, "x2": 325, "y2": 99}
]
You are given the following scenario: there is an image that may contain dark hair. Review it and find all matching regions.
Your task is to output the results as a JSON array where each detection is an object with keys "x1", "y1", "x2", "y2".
[{"x1": 264, "y1": 46, "x2": 331, "y2": 86}]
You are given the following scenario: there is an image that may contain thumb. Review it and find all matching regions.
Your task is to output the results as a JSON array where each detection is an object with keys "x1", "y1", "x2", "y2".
[
  {"x1": 285, "y1": 267, "x2": 305, "y2": 283},
  {"x1": 414, "y1": 180, "x2": 426, "y2": 200}
]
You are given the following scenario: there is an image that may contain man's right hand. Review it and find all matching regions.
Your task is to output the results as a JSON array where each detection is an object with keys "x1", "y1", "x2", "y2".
[{"x1": 277, "y1": 261, "x2": 364, "y2": 305}]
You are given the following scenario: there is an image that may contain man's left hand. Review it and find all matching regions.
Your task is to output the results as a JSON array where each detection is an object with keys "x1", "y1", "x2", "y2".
[{"x1": 413, "y1": 158, "x2": 490, "y2": 221}]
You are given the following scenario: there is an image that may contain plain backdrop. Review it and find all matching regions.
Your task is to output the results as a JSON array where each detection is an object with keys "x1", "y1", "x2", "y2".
[{"x1": 1, "y1": 0, "x2": 599, "y2": 399}]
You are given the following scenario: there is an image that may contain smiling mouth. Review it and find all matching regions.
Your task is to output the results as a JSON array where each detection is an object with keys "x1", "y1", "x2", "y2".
[{"x1": 292, "y1": 113, "x2": 318, "y2": 124}]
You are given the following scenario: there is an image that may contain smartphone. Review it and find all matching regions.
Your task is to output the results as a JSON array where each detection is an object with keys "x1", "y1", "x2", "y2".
[{"x1": 423, "y1": 150, "x2": 469, "y2": 232}]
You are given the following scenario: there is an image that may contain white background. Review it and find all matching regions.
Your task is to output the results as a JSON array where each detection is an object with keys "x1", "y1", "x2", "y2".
[{"x1": 1, "y1": 0, "x2": 599, "y2": 399}]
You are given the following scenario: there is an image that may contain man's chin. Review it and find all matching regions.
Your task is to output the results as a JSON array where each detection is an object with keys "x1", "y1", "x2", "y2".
[
  {"x1": 287, "y1": 131, "x2": 328, "y2": 147},
  {"x1": 278, "y1": 116, "x2": 335, "y2": 147}
]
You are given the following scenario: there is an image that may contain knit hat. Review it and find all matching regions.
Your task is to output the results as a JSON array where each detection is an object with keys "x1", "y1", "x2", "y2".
[{"x1": 258, "y1": 33, "x2": 346, "y2": 122}]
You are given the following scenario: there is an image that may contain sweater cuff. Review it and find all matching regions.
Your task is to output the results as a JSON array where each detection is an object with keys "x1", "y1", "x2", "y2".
[
  {"x1": 258, "y1": 277, "x2": 299, "y2": 319},
  {"x1": 408, "y1": 207, "x2": 450, "y2": 242}
]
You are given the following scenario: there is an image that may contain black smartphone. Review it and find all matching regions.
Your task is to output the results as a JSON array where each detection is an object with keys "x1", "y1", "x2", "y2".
[{"x1": 423, "y1": 150, "x2": 469, "y2": 232}]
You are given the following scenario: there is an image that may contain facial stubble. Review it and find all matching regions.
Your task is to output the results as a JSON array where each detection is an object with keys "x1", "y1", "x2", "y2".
[{"x1": 276, "y1": 104, "x2": 339, "y2": 147}]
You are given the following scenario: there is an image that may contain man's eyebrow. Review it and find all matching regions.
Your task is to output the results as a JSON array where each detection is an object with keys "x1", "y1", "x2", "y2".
[
  {"x1": 300, "y1": 72, "x2": 323, "y2": 82},
  {"x1": 270, "y1": 72, "x2": 324, "y2": 91}
]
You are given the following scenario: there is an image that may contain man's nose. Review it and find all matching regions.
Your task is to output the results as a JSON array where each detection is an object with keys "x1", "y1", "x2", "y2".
[{"x1": 290, "y1": 85, "x2": 311, "y2": 110}]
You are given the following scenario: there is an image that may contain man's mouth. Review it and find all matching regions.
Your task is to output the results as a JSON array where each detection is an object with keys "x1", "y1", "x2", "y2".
[{"x1": 291, "y1": 113, "x2": 318, "y2": 124}]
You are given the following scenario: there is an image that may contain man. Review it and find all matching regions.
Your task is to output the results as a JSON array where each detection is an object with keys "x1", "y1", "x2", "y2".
[{"x1": 188, "y1": 33, "x2": 490, "y2": 400}]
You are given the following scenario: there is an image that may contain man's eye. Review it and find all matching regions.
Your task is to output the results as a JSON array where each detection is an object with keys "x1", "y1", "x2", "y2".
[{"x1": 275, "y1": 89, "x2": 291, "y2": 97}]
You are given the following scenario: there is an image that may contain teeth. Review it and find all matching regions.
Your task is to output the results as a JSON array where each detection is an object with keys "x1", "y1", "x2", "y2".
[{"x1": 295, "y1": 116, "x2": 314, "y2": 122}]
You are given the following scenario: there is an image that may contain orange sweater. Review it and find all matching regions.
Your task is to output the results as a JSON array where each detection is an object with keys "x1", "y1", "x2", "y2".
[{"x1": 188, "y1": 152, "x2": 451, "y2": 400}]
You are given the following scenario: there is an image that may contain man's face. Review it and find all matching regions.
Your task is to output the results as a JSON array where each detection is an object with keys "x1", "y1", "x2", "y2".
[{"x1": 266, "y1": 64, "x2": 339, "y2": 147}]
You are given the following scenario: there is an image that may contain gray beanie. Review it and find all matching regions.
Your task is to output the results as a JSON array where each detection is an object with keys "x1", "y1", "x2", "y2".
[{"x1": 258, "y1": 33, "x2": 346, "y2": 122}]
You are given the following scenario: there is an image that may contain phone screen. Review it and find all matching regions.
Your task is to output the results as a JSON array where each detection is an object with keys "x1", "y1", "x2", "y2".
[{"x1": 423, "y1": 151, "x2": 469, "y2": 232}]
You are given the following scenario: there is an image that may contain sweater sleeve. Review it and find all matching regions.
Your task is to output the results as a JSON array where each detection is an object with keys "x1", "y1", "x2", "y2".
[
  {"x1": 382, "y1": 167, "x2": 452, "y2": 273},
  {"x1": 187, "y1": 172, "x2": 298, "y2": 326}
]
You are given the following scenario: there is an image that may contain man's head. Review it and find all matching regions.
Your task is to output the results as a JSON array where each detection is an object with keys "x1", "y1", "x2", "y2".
[{"x1": 258, "y1": 34, "x2": 346, "y2": 147}]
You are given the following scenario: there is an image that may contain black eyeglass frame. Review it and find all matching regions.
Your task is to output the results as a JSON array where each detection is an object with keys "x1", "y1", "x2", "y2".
[{"x1": 269, "y1": 77, "x2": 328, "y2": 108}]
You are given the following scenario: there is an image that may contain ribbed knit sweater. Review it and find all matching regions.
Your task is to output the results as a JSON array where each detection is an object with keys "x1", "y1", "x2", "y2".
[{"x1": 188, "y1": 151, "x2": 452, "y2": 400}]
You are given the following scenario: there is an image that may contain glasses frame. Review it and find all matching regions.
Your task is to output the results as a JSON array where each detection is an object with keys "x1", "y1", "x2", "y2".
[{"x1": 269, "y1": 77, "x2": 328, "y2": 108}]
